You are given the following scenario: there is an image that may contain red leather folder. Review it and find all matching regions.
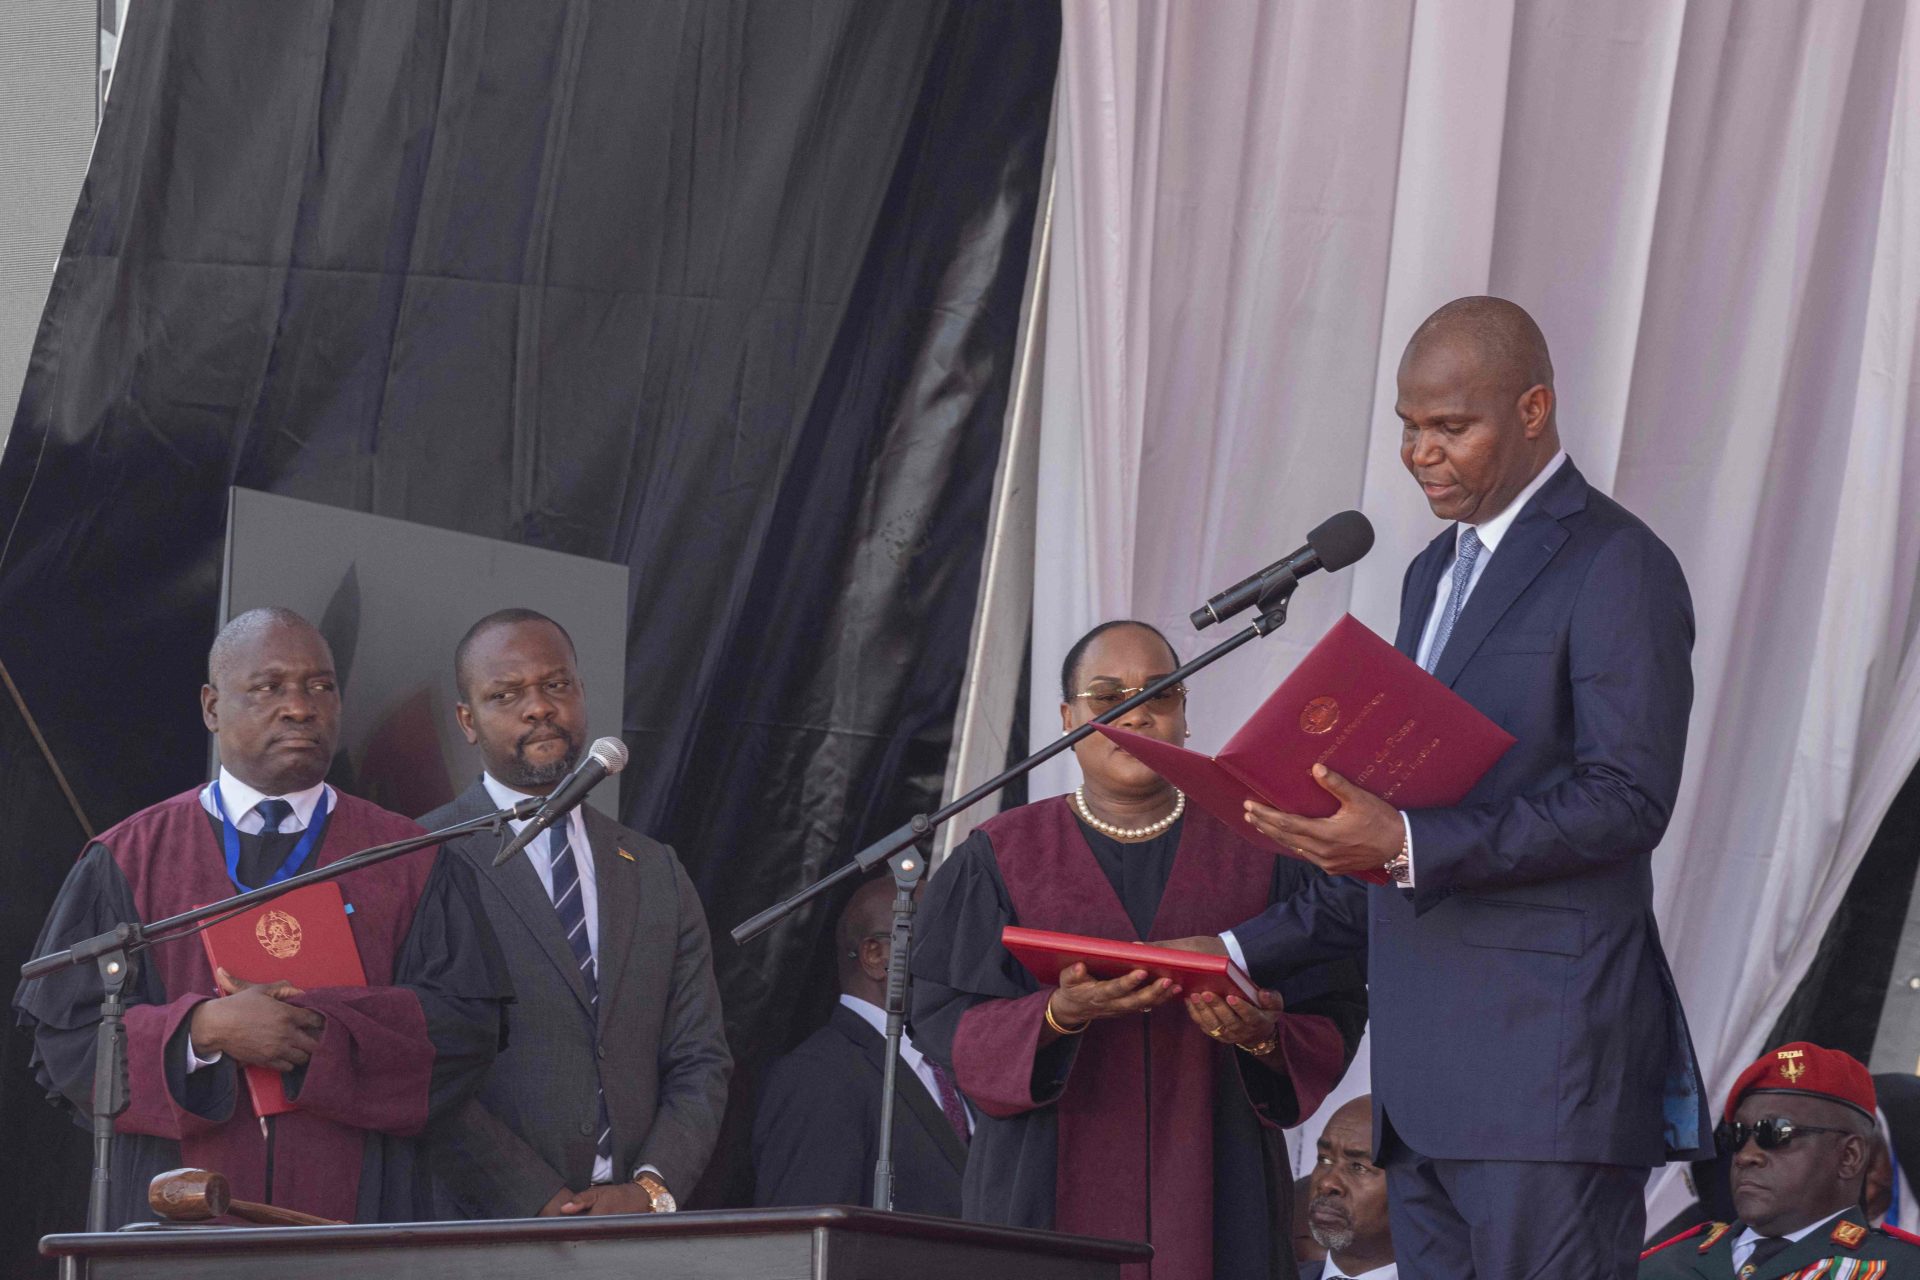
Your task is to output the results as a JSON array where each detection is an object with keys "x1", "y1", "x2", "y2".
[
  {"x1": 1002, "y1": 925, "x2": 1261, "y2": 1001},
  {"x1": 199, "y1": 880, "x2": 366, "y2": 1118},
  {"x1": 1094, "y1": 614, "x2": 1515, "y2": 884}
]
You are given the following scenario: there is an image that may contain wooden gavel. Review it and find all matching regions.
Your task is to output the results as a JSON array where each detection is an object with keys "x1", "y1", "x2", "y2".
[{"x1": 149, "y1": 1168, "x2": 341, "y2": 1227}]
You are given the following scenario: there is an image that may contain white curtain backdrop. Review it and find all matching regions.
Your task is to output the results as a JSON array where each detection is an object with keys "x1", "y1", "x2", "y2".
[{"x1": 981, "y1": 0, "x2": 1920, "y2": 1209}]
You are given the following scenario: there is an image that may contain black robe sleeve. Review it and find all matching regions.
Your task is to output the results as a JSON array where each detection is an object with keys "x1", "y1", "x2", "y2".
[
  {"x1": 12, "y1": 842, "x2": 229, "y2": 1228},
  {"x1": 354, "y1": 849, "x2": 515, "y2": 1222}
]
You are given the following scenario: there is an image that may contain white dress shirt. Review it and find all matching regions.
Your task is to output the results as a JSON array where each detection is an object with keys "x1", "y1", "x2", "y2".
[
  {"x1": 1731, "y1": 1207, "x2": 1848, "y2": 1273},
  {"x1": 187, "y1": 769, "x2": 337, "y2": 1070},
  {"x1": 482, "y1": 771, "x2": 599, "y2": 958},
  {"x1": 1221, "y1": 452, "x2": 1570, "y2": 967},
  {"x1": 839, "y1": 993, "x2": 974, "y2": 1135},
  {"x1": 1323, "y1": 1262, "x2": 1398, "y2": 1280},
  {"x1": 199, "y1": 766, "x2": 333, "y2": 834}
]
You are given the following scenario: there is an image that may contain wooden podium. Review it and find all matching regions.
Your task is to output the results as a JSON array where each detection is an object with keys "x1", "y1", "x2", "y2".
[{"x1": 42, "y1": 1206, "x2": 1152, "y2": 1279}]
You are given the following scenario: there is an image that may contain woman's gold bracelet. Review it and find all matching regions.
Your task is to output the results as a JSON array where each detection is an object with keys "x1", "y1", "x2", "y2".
[{"x1": 1044, "y1": 995, "x2": 1088, "y2": 1036}]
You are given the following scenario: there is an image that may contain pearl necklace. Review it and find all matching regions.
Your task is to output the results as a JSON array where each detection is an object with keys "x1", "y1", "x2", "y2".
[{"x1": 1073, "y1": 786, "x2": 1186, "y2": 840}]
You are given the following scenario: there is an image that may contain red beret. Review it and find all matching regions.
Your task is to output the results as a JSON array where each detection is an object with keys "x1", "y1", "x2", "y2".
[{"x1": 1724, "y1": 1041, "x2": 1876, "y2": 1123}]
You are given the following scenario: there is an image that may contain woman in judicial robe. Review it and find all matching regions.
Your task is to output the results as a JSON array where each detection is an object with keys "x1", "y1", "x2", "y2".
[{"x1": 910, "y1": 620, "x2": 1368, "y2": 1280}]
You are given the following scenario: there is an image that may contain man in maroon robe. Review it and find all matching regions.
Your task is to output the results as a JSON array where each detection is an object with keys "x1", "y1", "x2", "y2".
[{"x1": 14, "y1": 608, "x2": 510, "y2": 1228}]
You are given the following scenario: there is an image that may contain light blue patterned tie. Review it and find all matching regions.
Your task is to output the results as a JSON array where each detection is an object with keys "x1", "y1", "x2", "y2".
[
  {"x1": 547, "y1": 832, "x2": 613, "y2": 1168},
  {"x1": 1424, "y1": 527, "x2": 1483, "y2": 673}
]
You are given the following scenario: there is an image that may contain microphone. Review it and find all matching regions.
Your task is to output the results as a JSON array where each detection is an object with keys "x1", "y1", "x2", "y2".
[
  {"x1": 1189, "y1": 510, "x2": 1375, "y2": 630},
  {"x1": 491, "y1": 736, "x2": 630, "y2": 866}
]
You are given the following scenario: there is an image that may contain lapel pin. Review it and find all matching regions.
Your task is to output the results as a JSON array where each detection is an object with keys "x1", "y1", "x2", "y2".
[{"x1": 617, "y1": 847, "x2": 636, "y2": 862}]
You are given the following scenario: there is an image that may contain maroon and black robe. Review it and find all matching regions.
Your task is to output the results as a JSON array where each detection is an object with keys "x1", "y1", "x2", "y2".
[
  {"x1": 13, "y1": 788, "x2": 510, "y2": 1228},
  {"x1": 910, "y1": 798, "x2": 1367, "y2": 1280}
]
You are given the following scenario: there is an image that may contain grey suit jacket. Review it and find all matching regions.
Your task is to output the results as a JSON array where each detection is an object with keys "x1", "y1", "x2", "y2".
[{"x1": 422, "y1": 779, "x2": 731, "y2": 1216}]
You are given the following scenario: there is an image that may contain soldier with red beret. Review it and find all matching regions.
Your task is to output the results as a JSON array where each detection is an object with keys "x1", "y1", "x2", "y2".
[{"x1": 1640, "y1": 1042, "x2": 1920, "y2": 1278}]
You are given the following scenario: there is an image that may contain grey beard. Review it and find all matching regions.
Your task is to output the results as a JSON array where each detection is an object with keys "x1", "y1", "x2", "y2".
[{"x1": 1310, "y1": 1222, "x2": 1355, "y2": 1253}]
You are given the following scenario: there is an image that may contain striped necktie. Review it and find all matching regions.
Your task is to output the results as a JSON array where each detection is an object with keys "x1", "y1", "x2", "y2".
[
  {"x1": 547, "y1": 831, "x2": 613, "y2": 1169},
  {"x1": 1424, "y1": 526, "x2": 1483, "y2": 673}
]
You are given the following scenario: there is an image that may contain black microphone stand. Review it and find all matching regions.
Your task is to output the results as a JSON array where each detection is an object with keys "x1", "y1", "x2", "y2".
[
  {"x1": 19, "y1": 795, "x2": 545, "y2": 1260},
  {"x1": 732, "y1": 576, "x2": 1303, "y2": 1211}
]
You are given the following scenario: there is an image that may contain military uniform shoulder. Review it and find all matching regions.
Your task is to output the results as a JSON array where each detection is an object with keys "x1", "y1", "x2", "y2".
[{"x1": 1640, "y1": 1220, "x2": 1716, "y2": 1261}]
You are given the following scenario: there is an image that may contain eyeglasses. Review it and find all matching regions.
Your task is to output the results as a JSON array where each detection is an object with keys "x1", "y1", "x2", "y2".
[
  {"x1": 1715, "y1": 1117, "x2": 1854, "y2": 1153},
  {"x1": 1070, "y1": 682, "x2": 1187, "y2": 713}
]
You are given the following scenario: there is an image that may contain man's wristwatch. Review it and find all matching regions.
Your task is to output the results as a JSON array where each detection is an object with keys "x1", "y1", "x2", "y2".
[
  {"x1": 1382, "y1": 833, "x2": 1412, "y2": 886},
  {"x1": 633, "y1": 1171, "x2": 676, "y2": 1213}
]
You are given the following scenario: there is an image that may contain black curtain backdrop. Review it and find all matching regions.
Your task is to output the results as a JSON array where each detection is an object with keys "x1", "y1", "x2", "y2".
[{"x1": 0, "y1": 0, "x2": 1057, "y2": 1263}]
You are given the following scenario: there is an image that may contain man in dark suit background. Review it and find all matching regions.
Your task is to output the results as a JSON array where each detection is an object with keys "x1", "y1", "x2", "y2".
[
  {"x1": 752, "y1": 874, "x2": 968, "y2": 1214},
  {"x1": 423, "y1": 609, "x2": 730, "y2": 1217},
  {"x1": 1187, "y1": 297, "x2": 1714, "y2": 1277}
]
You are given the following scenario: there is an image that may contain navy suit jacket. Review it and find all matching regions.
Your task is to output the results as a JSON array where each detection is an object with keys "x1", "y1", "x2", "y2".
[{"x1": 1235, "y1": 461, "x2": 1714, "y2": 1166}]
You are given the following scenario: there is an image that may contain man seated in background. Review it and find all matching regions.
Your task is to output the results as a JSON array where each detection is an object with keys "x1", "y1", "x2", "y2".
[
  {"x1": 1640, "y1": 1043, "x2": 1920, "y2": 1277},
  {"x1": 753, "y1": 875, "x2": 968, "y2": 1214},
  {"x1": 1301, "y1": 1095, "x2": 1396, "y2": 1280},
  {"x1": 13, "y1": 607, "x2": 508, "y2": 1227}
]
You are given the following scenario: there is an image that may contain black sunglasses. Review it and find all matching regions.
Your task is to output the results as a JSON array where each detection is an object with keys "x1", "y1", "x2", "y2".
[{"x1": 1715, "y1": 1117, "x2": 1854, "y2": 1153}]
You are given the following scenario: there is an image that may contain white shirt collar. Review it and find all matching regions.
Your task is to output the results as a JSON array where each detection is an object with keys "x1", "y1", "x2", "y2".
[
  {"x1": 839, "y1": 993, "x2": 924, "y2": 1065},
  {"x1": 1323, "y1": 1261, "x2": 1397, "y2": 1279},
  {"x1": 1456, "y1": 449, "x2": 1568, "y2": 555},
  {"x1": 209, "y1": 765, "x2": 331, "y2": 828},
  {"x1": 1735, "y1": 1206, "x2": 1851, "y2": 1257},
  {"x1": 481, "y1": 770, "x2": 546, "y2": 826}
]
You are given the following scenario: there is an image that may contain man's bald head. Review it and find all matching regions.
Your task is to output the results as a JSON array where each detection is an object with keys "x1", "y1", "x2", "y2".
[
  {"x1": 1396, "y1": 296, "x2": 1561, "y2": 525},
  {"x1": 836, "y1": 875, "x2": 920, "y2": 1001},
  {"x1": 201, "y1": 608, "x2": 340, "y2": 795},
  {"x1": 1403, "y1": 295, "x2": 1554, "y2": 400},
  {"x1": 209, "y1": 607, "x2": 329, "y2": 684}
]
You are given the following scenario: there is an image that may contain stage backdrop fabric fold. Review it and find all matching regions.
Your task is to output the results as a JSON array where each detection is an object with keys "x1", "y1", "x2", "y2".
[{"x1": 0, "y1": 0, "x2": 1059, "y2": 1252}]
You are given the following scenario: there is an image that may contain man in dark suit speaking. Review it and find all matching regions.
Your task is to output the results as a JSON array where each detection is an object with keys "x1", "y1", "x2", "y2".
[
  {"x1": 1184, "y1": 297, "x2": 1715, "y2": 1277},
  {"x1": 423, "y1": 609, "x2": 730, "y2": 1218}
]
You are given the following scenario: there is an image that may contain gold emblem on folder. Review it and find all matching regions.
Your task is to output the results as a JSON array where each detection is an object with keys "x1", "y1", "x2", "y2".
[
  {"x1": 255, "y1": 909, "x2": 303, "y2": 960},
  {"x1": 1299, "y1": 696, "x2": 1341, "y2": 735}
]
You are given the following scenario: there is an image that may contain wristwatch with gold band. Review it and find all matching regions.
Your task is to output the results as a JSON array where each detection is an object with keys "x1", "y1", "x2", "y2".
[{"x1": 633, "y1": 1171, "x2": 676, "y2": 1213}]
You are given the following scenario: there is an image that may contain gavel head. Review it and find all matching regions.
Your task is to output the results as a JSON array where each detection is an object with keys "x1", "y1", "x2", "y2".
[{"x1": 149, "y1": 1168, "x2": 232, "y2": 1221}]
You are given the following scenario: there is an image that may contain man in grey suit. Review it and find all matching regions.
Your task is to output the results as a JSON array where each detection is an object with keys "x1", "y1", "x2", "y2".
[{"x1": 423, "y1": 608, "x2": 730, "y2": 1217}]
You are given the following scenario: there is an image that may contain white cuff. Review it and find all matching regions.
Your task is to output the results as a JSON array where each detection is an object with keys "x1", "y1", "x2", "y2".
[
  {"x1": 1398, "y1": 811, "x2": 1416, "y2": 887},
  {"x1": 185, "y1": 1038, "x2": 223, "y2": 1072},
  {"x1": 1220, "y1": 930, "x2": 1250, "y2": 974}
]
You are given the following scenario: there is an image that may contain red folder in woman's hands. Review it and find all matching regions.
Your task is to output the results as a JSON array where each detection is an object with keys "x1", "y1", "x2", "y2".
[
  {"x1": 1094, "y1": 614, "x2": 1515, "y2": 882},
  {"x1": 1002, "y1": 926, "x2": 1261, "y2": 1001}
]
